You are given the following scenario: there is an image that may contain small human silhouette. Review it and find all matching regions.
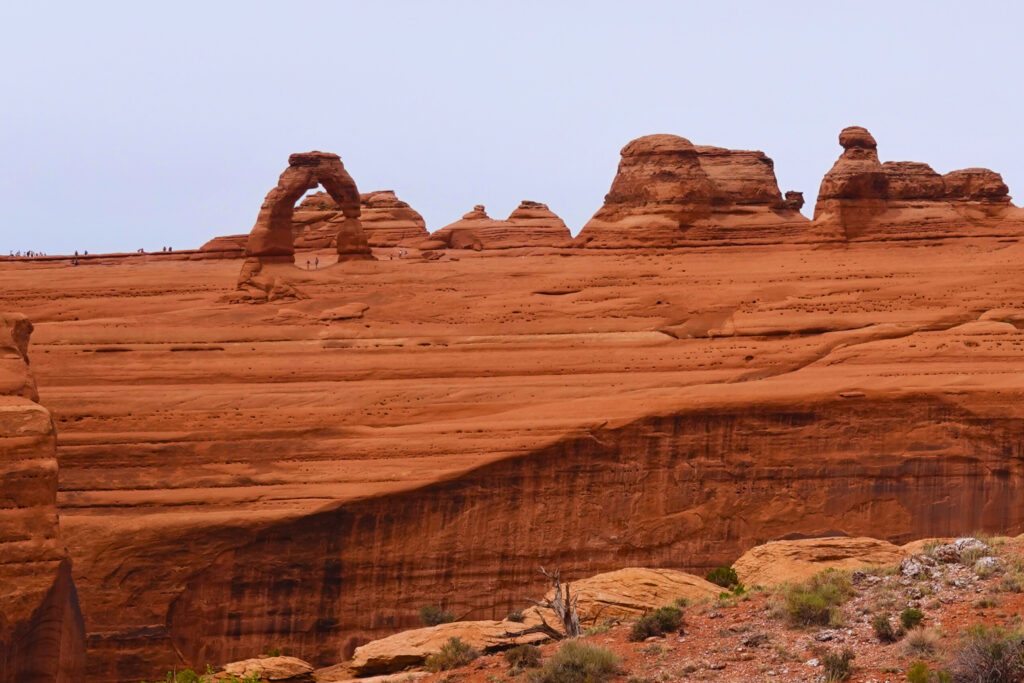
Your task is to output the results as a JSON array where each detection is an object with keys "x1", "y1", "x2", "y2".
[{"x1": 314, "y1": 257, "x2": 319, "y2": 269}]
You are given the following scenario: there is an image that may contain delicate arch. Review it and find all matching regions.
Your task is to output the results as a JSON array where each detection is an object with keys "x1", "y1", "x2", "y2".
[{"x1": 245, "y1": 152, "x2": 366, "y2": 262}]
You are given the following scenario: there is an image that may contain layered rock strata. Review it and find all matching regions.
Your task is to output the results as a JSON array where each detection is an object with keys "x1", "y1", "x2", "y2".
[
  {"x1": 0, "y1": 314, "x2": 85, "y2": 682},
  {"x1": 813, "y1": 126, "x2": 1024, "y2": 239},
  {"x1": 425, "y1": 202, "x2": 571, "y2": 250},
  {"x1": 12, "y1": 206, "x2": 1024, "y2": 679},
  {"x1": 575, "y1": 135, "x2": 811, "y2": 247},
  {"x1": 293, "y1": 190, "x2": 428, "y2": 249}
]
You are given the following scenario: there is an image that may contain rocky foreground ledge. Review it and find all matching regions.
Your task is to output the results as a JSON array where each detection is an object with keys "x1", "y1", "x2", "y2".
[{"x1": 150, "y1": 534, "x2": 1024, "y2": 682}]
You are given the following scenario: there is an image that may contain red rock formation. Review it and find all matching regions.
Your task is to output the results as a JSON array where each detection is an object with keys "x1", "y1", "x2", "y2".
[
  {"x1": 575, "y1": 134, "x2": 811, "y2": 247},
  {"x1": 245, "y1": 152, "x2": 368, "y2": 263},
  {"x1": 426, "y1": 202, "x2": 571, "y2": 250},
  {"x1": 732, "y1": 537, "x2": 910, "y2": 586},
  {"x1": 813, "y1": 126, "x2": 1024, "y2": 239},
  {"x1": 0, "y1": 313, "x2": 85, "y2": 682},
  {"x1": 18, "y1": 132, "x2": 1024, "y2": 680},
  {"x1": 293, "y1": 190, "x2": 428, "y2": 249},
  {"x1": 11, "y1": 239, "x2": 1024, "y2": 679}
]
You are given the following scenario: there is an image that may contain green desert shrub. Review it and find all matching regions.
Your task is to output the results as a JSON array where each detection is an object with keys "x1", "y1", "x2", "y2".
[
  {"x1": 164, "y1": 671, "x2": 202, "y2": 683},
  {"x1": 907, "y1": 661, "x2": 952, "y2": 683},
  {"x1": 705, "y1": 566, "x2": 739, "y2": 589},
  {"x1": 949, "y1": 625, "x2": 1024, "y2": 683},
  {"x1": 504, "y1": 643, "x2": 542, "y2": 671},
  {"x1": 627, "y1": 605, "x2": 684, "y2": 641},
  {"x1": 529, "y1": 641, "x2": 619, "y2": 683},
  {"x1": 901, "y1": 608, "x2": 925, "y2": 631},
  {"x1": 419, "y1": 605, "x2": 455, "y2": 626},
  {"x1": 781, "y1": 570, "x2": 854, "y2": 628},
  {"x1": 822, "y1": 648, "x2": 854, "y2": 682},
  {"x1": 872, "y1": 613, "x2": 901, "y2": 643},
  {"x1": 506, "y1": 608, "x2": 526, "y2": 623},
  {"x1": 424, "y1": 637, "x2": 479, "y2": 672}
]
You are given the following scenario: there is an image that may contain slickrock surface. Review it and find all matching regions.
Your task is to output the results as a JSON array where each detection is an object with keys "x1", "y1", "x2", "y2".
[
  {"x1": 732, "y1": 537, "x2": 910, "y2": 587},
  {"x1": 0, "y1": 314, "x2": 85, "y2": 682},
  {"x1": 552, "y1": 568, "x2": 723, "y2": 622},
  {"x1": 197, "y1": 234, "x2": 247, "y2": 259},
  {"x1": 813, "y1": 126, "x2": 1024, "y2": 239},
  {"x1": 222, "y1": 655, "x2": 314, "y2": 681},
  {"x1": 575, "y1": 135, "x2": 812, "y2": 247},
  {"x1": 426, "y1": 202, "x2": 572, "y2": 249},
  {"x1": 8, "y1": 235, "x2": 1024, "y2": 679},
  {"x1": 349, "y1": 620, "x2": 542, "y2": 675},
  {"x1": 293, "y1": 190, "x2": 429, "y2": 249}
]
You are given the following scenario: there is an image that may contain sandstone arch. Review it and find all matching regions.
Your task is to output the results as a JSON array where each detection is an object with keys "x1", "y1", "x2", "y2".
[{"x1": 245, "y1": 152, "x2": 370, "y2": 262}]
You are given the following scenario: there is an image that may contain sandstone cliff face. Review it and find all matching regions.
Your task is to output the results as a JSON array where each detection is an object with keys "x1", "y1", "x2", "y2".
[
  {"x1": 165, "y1": 393, "x2": 1024, "y2": 668},
  {"x1": 293, "y1": 190, "x2": 428, "y2": 249},
  {"x1": 813, "y1": 126, "x2": 1024, "y2": 239},
  {"x1": 426, "y1": 202, "x2": 572, "y2": 250},
  {"x1": 575, "y1": 134, "x2": 810, "y2": 247},
  {"x1": 12, "y1": 221, "x2": 1024, "y2": 679},
  {"x1": 0, "y1": 314, "x2": 85, "y2": 682}
]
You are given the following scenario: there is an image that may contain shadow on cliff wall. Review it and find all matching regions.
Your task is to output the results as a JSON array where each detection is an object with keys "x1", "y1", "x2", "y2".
[{"x1": 165, "y1": 393, "x2": 1024, "y2": 670}]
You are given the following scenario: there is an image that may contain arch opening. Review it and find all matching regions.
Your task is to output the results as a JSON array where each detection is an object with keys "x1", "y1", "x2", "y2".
[{"x1": 245, "y1": 151, "x2": 371, "y2": 264}]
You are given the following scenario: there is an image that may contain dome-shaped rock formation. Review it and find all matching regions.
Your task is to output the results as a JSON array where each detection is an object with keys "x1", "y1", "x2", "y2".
[
  {"x1": 813, "y1": 126, "x2": 1023, "y2": 239},
  {"x1": 426, "y1": 202, "x2": 572, "y2": 250},
  {"x1": 732, "y1": 536, "x2": 909, "y2": 587},
  {"x1": 196, "y1": 233, "x2": 248, "y2": 259},
  {"x1": 293, "y1": 190, "x2": 428, "y2": 249},
  {"x1": 0, "y1": 314, "x2": 85, "y2": 682},
  {"x1": 575, "y1": 134, "x2": 810, "y2": 248}
]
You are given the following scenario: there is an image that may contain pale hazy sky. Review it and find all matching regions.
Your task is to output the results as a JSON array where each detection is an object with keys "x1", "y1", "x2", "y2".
[{"x1": 3, "y1": 1, "x2": 1023, "y2": 254}]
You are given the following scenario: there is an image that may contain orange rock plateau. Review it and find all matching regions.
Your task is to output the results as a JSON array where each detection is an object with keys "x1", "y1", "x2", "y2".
[{"x1": 5, "y1": 126, "x2": 1024, "y2": 680}]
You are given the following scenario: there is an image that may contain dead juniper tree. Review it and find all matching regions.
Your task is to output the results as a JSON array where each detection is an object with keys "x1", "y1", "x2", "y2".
[{"x1": 509, "y1": 567, "x2": 581, "y2": 640}]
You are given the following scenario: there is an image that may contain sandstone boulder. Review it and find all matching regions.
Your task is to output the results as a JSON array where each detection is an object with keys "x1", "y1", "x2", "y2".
[
  {"x1": 553, "y1": 567, "x2": 722, "y2": 623},
  {"x1": 316, "y1": 669, "x2": 430, "y2": 683},
  {"x1": 0, "y1": 313, "x2": 85, "y2": 682},
  {"x1": 349, "y1": 620, "x2": 543, "y2": 675},
  {"x1": 222, "y1": 655, "x2": 314, "y2": 681},
  {"x1": 575, "y1": 134, "x2": 809, "y2": 248},
  {"x1": 899, "y1": 554, "x2": 938, "y2": 579},
  {"x1": 931, "y1": 537, "x2": 991, "y2": 564},
  {"x1": 732, "y1": 536, "x2": 908, "y2": 587}
]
